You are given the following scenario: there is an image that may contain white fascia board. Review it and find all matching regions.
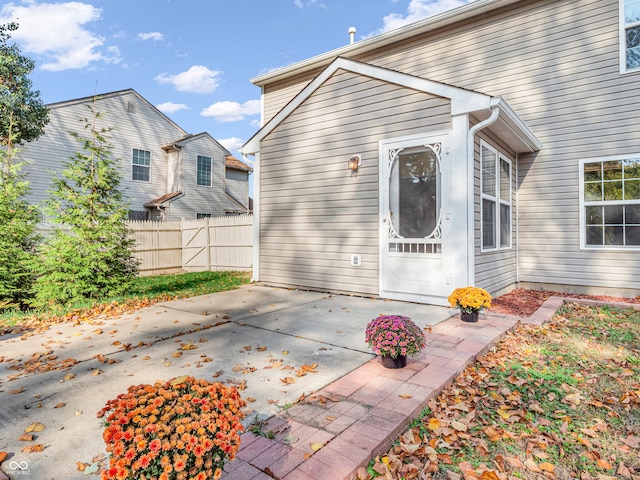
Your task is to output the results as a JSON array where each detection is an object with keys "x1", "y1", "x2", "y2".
[
  {"x1": 242, "y1": 57, "x2": 492, "y2": 154},
  {"x1": 493, "y1": 97, "x2": 543, "y2": 152}
]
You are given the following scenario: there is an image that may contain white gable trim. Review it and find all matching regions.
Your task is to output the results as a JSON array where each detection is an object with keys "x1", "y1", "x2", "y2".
[{"x1": 242, "y1": 57, "x2": 540, "y2": 154}]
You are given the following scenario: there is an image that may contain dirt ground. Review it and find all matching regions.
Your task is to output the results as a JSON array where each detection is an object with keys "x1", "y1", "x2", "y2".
[{"x1": 489, "y1": 288, "x2": 640, "y2": 317}]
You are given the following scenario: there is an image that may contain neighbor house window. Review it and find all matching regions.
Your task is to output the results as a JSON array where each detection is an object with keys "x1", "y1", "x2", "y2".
[
  {"x1": 581, "y1": 156, "x2": 640, "y2": 248},
  {"x1": 622, "y1": 0, "x2": 640, "y2": 72},
  {"x1": 197, "y1": 155, "x2": 212, "y2": 186},
  {"x1": 196, "y1": 213, "x2": 212, "y2": 219},
  {"x1": 480, "y1": 141, "x2": 512, "y2": 251},
  {"x1": 132, "y1": 149, "x2": 151, "y2": 182}
]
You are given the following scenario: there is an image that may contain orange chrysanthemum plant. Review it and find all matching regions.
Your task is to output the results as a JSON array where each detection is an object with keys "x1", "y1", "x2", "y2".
[
  {"x1": 447, "y1": 286, "x2": 492, "y2": 314},
  {"x1": 97, "y1": 376, "x2": 246, "y2": 480}
]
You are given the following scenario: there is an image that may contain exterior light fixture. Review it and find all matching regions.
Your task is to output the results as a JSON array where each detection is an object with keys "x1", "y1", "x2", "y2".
[{"x1": 348, "y1": 154, "x2": 361, "y2": 171}]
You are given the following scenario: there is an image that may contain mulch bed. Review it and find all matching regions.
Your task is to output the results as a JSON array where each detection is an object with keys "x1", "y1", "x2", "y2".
[{"x1": 489, "y1": 288, "x2": 640, "y2": 317}]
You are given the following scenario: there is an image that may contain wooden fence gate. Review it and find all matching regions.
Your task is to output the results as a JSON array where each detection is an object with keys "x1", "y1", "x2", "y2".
[{"x1": 127, "y1": 215, "x2": 252, "y2": 276}]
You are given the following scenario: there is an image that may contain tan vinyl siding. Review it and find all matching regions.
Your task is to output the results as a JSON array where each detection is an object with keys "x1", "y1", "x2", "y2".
[
  {"x1": 260, "y1": 0, "x2": 640, "y2": 293},
  {"x1": 474, "y1": 130, "x2": 518, "y2": 296},
  {"x1": 262, "y1": 69, "x2": 322, "y2": 124},
  {"x1": 259, "y1": 69, "x2": 451, "y2": 294}
]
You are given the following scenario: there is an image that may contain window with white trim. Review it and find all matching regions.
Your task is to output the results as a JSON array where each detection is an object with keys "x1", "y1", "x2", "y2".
[
  {"x1": 480, "y1": 142, "x2": 512, "y2": 251},
  {"x1": 196, "y1": 213, "x2": 212, "y2": 219},
  {"x1": 132, "y1": 149, "x2": 150, "y2": 182},
  {"x1": 622, "y1": 0, "x2": 640, "y2": 72},
  {"x1": 197, "y1": 155, "x2": 212, "y2": 187},
  {"x1": 581, "y1": 156, "x2": 640, "y2": 248}
]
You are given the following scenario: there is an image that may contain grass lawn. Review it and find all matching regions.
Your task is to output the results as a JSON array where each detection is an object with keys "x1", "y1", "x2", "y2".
[
  {"x1": 366, "y1": 302, "x2": 640, "y2": 480},
  {"x1": 0, "y1": 270, "x2": 251, "y2": 332}
]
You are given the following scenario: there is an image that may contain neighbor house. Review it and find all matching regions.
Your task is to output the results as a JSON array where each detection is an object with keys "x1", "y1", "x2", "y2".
[
  {"x1": 242, "y1": 0, "x2": 640, "y2": 306},
  {"x1": 19, "y1": 89, "x2": 252, "y2": 221}
]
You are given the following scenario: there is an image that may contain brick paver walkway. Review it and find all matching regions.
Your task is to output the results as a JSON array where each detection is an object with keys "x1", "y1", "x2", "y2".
[{"x1": 222, "y1": 310, "x2": 524, "y2": 480}]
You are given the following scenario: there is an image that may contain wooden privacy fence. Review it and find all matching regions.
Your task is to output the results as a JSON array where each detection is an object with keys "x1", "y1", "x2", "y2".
[{"x1": 127, "y1": 215, "x2": 253, "y2": 276}]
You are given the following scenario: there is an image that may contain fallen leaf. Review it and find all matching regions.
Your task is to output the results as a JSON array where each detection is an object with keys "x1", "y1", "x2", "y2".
[
  {"x1": 282, "y1": 350, "x2": 289, "y2": 355},
  {"x1": 54, "y1": 402, "x2": 66, "y2": 409},
  {"x1": 170, "y1": 375, "x2": 188, "y2": 386},
  {"x1": 283, "y1": 434, "x2": 299, "y2": 445},
  {"x1": 539, "y1": 462, "x2": 555, "y2": 473},
  {"x1": 62, "y1": 373, "x2": 76, "y2": 382},
  {"x1": 597, "y1": 458, "x2": 612, "y2": 469},
  {"x1": 91, "y1": 369, "x2": 103, "y2": 376},
  {"x1": 310, "y1": 442, "x2": 324, "y2": 451},
  {"x1": 22, "y1": 444, "x2": 44, "y2": 453},
  {"x1": 524, "y1": 458, "x2": 541, "y2": 473},
  {"x1": 77, "y1": 462, "x2": 87, "y2": 472},
  {"x1": 25, "y1": 422, "x2": 45, "y2": 433},
  {"x1": 451, "y1": 420, "x2": 468, "y2": 432},
  {"x1": 280, "y1": 376, "x2": 296, "y2": 385},
  {"x1": 9, "y1": 387, "x2": 25, "y2": 394},
  {"x1": 0, "y1": 452, "x2": 7, "y2": 463},
  {"x1": 428, "y1": 418, "x2": 441, "y2": 431},
  {"x1": 617, "y1": 462, "x2": 632, "y2": 479},
  {"x1": 18, "y1": 433, "x2": 34, "y2": 441},
  {"x1": 399, "y1": 394, "x2": 413, "y2": 399},
  {"x1": 172, "y1": 352, "x2": 183, "y2": 358}
]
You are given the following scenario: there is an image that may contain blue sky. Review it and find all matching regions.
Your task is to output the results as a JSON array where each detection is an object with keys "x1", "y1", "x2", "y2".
[{"x1": 1, "y1": 0, "x2": 472, "y2": 158}]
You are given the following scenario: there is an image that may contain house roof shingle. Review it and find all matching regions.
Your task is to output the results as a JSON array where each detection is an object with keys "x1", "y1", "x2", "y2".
[{"x1": 225, "y1": 155, "x2": 252, "y2": 172}]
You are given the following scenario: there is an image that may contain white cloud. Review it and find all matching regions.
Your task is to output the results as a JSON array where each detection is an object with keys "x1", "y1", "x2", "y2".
[
  {"x1": 200, "y1": 99, "x2": 261, "y2": 123},
  {"x1": 373, "y1": 0, "x2": 472, "y2": 36},
  {"x1": 294, "y1": 0, "x2": 325, "y2": 8},
  {"x1": 138, "y1": 31, "x2": 164, "y2": 41},
  {"x1": 156, "y1": 102, "x2": 188, "y2": 114},
  {"x1": 0, "y1": 1, "x2": 120, "y2": 71},
  {"x1": 155, "y1": 65, "x2": 222, "y2": 94},
  {"x1": 218, "y1": 137, "x2": 244, "y2": 153}
]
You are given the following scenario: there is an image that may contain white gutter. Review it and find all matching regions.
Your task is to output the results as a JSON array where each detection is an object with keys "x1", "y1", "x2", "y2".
[{"x1": 466, "y1": 100, "x2": 500, "y2": 286}]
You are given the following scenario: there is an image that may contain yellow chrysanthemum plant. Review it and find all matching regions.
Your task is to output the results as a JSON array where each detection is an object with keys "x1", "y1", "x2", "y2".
[{"x1": 447, "y1": 286, "x2": 492, "y2": 314}]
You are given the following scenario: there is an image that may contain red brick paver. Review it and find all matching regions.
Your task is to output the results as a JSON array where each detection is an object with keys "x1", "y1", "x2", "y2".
[{"x1": 221, "y1": 306, "x2": 558, "y2": 480}]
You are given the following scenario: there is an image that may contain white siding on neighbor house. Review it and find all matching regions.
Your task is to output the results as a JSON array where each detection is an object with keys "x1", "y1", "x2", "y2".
[
  {"x1": 18, "y1": 91, "x2": 187, "y2": 213},
  {"x1": 259, "y1": 69, "x2": 451, "y2": 294},
  {"x1": 225, "y1": 169, "x2": 249, "y2": 208},
  {"x1": 260, "y1": 0, "x2": 640, "y2": 294},
  {"x1": 167, "y1": 136, "x2": 239, "y2": 219},
  {"x1": 166, "y1": 150, "x2": 181, "y2": 193}
]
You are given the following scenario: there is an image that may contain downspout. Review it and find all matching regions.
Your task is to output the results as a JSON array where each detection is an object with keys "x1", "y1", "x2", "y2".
[{"x1": 466, "y1": 99, "x2": 500, "y2": 286}]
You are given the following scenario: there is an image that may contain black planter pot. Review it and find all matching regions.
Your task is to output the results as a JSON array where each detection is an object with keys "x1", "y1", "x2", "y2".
[
  {"x1": 460, "y1": 311, "x2": 479, "y2": 322},
  {"x1": 380, "y1": 354, "x2": 407, "y2": 369}
]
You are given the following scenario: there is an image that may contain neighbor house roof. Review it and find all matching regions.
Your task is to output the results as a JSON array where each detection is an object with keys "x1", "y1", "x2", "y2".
[
  {"x1": 144, "y1": 192, "x2": 183, "y2": 208},
  {"x1": 225, "y1": 155, "x2": 253, "y2": 172}
]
